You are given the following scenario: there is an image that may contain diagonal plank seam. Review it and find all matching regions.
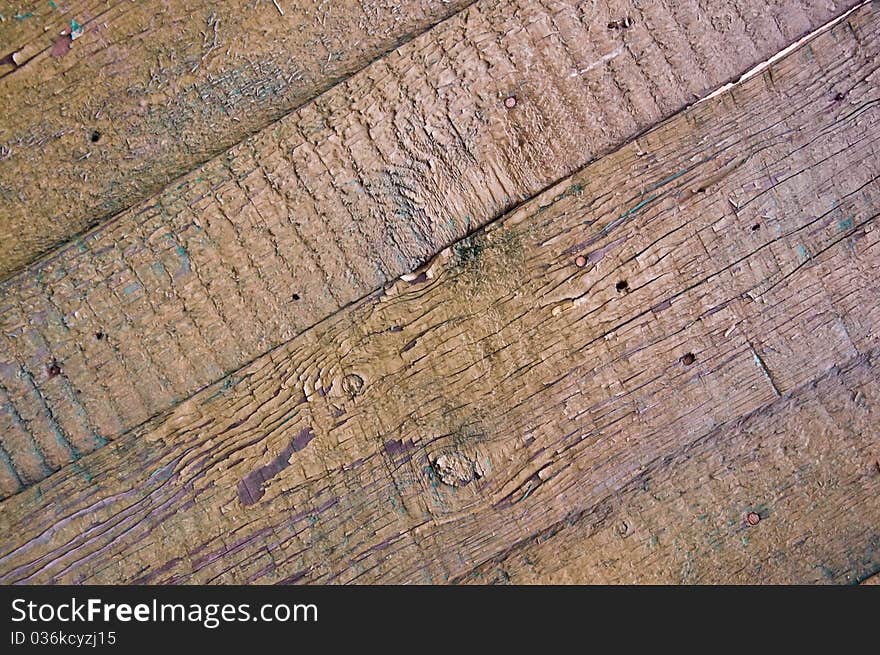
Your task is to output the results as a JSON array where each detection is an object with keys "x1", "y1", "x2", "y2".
[
  {"x1": 447, "y1": 348, "x2": 880, "y2": 583},
  {"x1": 1, "y1": 0, "x2": 869, "y2": 498},
  {"x1": 0, "y1": 0, "x2": 481, "y2": 278},
  {"x1": 0, "y1": 1, "x2": 877, "y2": 583}
]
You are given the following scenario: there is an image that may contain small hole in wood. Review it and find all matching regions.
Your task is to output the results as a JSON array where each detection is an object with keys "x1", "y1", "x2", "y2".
[
  {"x1": 680, "y1": 352, "x2": 696, "y2": 366},
  {"x1": 834, "y1": 91, "x2": 845, "y2": 102},
  {"x1": 94, "y1": 332, "x2": 105, "y2": 340},
  {"x1": 291, "y1": 293, "x2": 300, "y2": 301},
  {"x1": 90, "y1": 130, "x2": 102, "y2": 143},
  {"x1": 615, "y1": 279, "x2": 629, "y2": 292},
  {"x1": 47, "y1": 360, "x2": 62, "y2": 377},
  {"x1": 751, "y1": 223, "x2": 760, "y2": 232}
]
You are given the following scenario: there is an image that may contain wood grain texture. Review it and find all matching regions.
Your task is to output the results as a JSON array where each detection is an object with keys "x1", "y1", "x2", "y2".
[
  {"x1": 0, "y1": 0, "x2": 861, "y2": 497},
  {"x1": 0, "y1": 0, "x2": 474, "y2": 278},
  {"x1": 0, "y1": 2, "x2": 877, "y2": 583},
  {"x1": 460, "y1": 355, "x2": 880, "y2": 584}
]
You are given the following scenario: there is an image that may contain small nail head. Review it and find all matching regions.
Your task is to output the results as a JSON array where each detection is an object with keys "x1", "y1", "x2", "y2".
[
  {"x1": 575, "y1": 255, "x2": 587, "y2": 267},
  {"x1": 504, "y1": 95, "x2": 517, "y2": 108},
  {"x1": 747, "y1": 511, "x2": 761, "y2": 526}
]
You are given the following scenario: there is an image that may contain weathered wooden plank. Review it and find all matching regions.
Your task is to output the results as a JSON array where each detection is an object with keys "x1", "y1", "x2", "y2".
[
  {"x1": 0, "y1": 3, "x2": 877, "y2": 583},
  {"x1": 459, "y1": 355, "x2": 880, "y2": 584},
  {"x1": 0, "y1": 0, "x2": 474, "y2": 278},
  {"x1": 0, "y1": 0, "x2": 862, "y2": 497}
]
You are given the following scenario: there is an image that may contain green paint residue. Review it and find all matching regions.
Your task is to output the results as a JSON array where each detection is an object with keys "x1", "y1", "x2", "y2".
[
  {"x1": 796, "y1": 244, "x2": 809, "y2": 261},
  {"x1": 423, "y1": 465, "x2": 440, "y2": 491},
  {"x1": 838, "y1": 216, "x2": 854, "y2": 232},
  {"x1": 14, "y1": 12, "x2": 34, "y2": 20},
  {"x1": 623, "y1": 195, "x2": 657, "y2": 218},
  {"x1": 206, "y1": 377, "x2": 235, "y2": 402},
  {"x1": 551, "y1": 182, "x2": 586, "y2": 205},
  {"x1": 452, "y1": 233, "x2": 486, "y2": 267},
  {"x1": 71, "y1": 461, "x2": 94, "y2": 484},
  {"x1": 648, "y1": 169, "x2": 688, "y2": 192},
  {"x1": 148, "y1": 464, "x2": 173, "y2": 484},
  {"x1": 49, "y1": 0, "x2": 59, "y2": 9},
  {"x1": 70, "y1": 18, "x2": 83, "y2": 39}
]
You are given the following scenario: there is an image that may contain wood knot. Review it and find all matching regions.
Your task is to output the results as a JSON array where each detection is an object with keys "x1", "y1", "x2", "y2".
[
  {"x1": 432, "y1": 453, "x2": 486, "y2": 487},
  {"x1": 341, "y1": 373, "x2": 364, "y2": 397}
]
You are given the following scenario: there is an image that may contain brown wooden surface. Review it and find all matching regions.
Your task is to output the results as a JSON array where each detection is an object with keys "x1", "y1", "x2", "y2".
[
  {"x1": 461, "y1": 354, "x2": 880, "y2": 584},
  {"x1": 0, "y1": 1, "x2": 877, "y2": 583},
  {"x1": 0, "y1": 0, "x2": 473, "y2": 278},
  {"x1": 0, "y1": 0, "x2": 861, "y2": 498}
]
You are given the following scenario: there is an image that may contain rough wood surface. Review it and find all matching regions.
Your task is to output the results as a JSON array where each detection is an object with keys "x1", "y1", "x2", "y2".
[
  {"x1": 0, "y1": 0, "x2": 861, "y2": 497},
  {"x1": 0, "y1": 0, "x2": 474, "y2": 278},
  {"x1": 460, "y1": 355, "x2": 880, "y2": 584},
  {"x1": 0, "y1": 2, "x2": 877, "y2": 582}
]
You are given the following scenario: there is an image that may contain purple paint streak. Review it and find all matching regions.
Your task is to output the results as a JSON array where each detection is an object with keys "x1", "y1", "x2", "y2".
[
  {"x1": 383, "y1": 438, "x2": 418, "y2": 458},
  {"x1": 237, "y1": 426, "x2": 316, "y2": 506}
]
